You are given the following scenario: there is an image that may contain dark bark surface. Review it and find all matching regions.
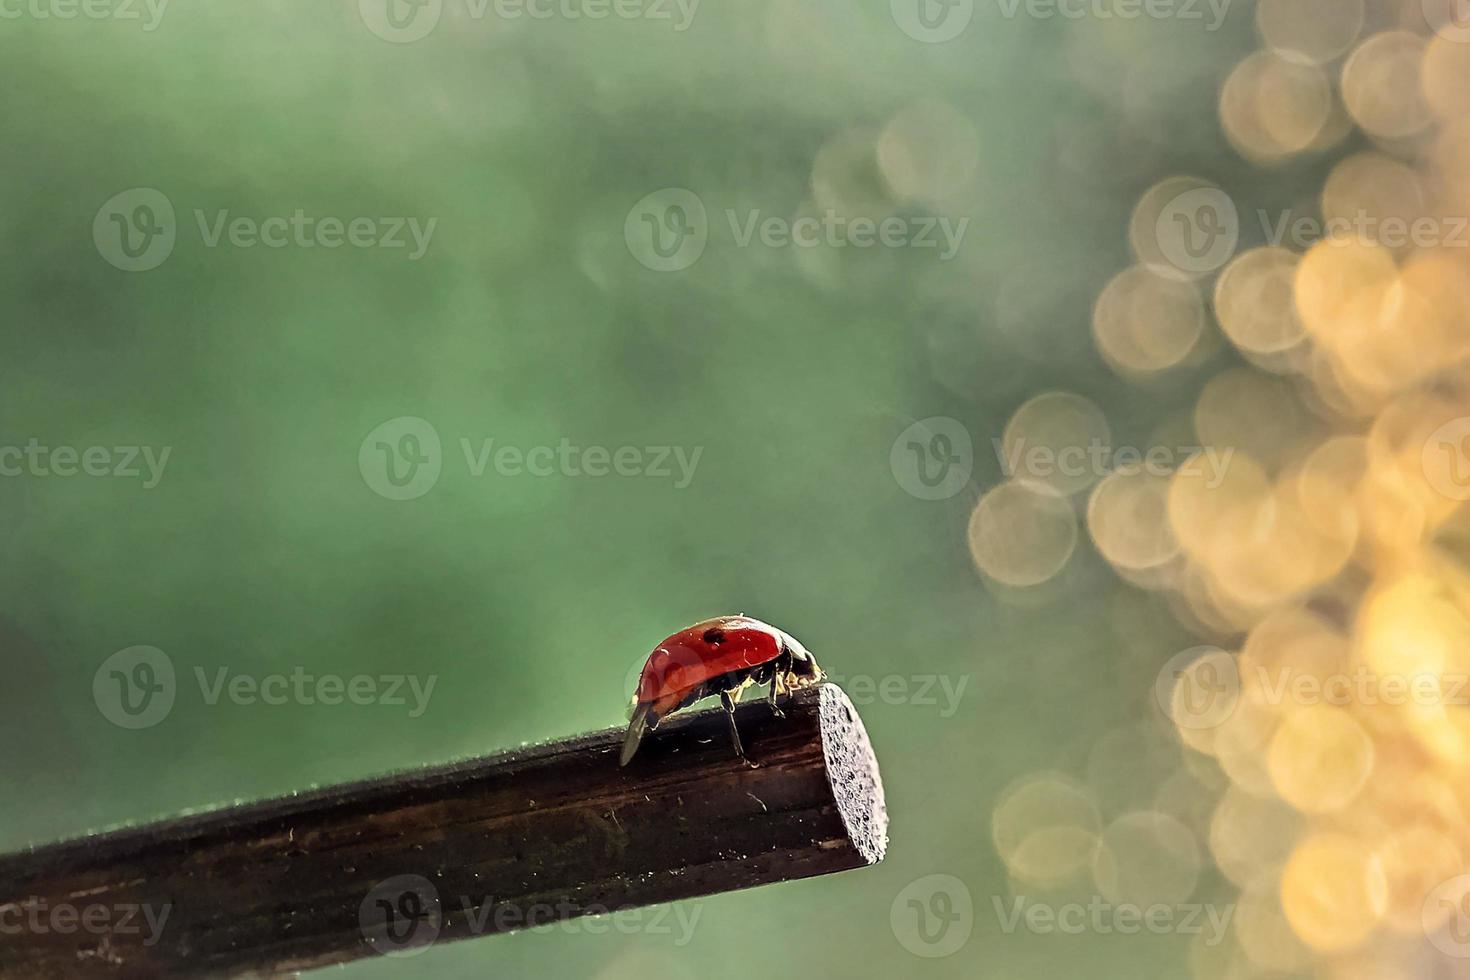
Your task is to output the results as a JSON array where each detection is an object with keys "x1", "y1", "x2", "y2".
[{"x1": 0, "y1": 683, "x2": 886, "y2": 978}]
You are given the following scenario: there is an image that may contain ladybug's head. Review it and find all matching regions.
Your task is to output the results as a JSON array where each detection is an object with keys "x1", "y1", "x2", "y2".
[{"x1": 781, "y1": 633, "x2": 825, "y2": 688}]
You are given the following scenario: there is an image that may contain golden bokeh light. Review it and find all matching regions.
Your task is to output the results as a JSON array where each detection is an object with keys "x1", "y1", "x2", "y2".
[
  {"x1": 1092, "y1": 266, "x2": 1206, "y2": 376},
  {"x1": 1422, "y1": 33, "x2": 1470, "y2": 121},
  {"x1": 1002, "y1": 391, "x2": 1111, "y2": 497},
  {"x1": 1214, "y1": 247, "x2": 1305, "y2": 357},
  {"x1": 1087, "y1": 466, "x2": 1179, "y2": 573},
  {"x1": 1168, "y1": 450, "x2": 1272, "y2": 561},
  {"x1": 1128, "y1": 176, "x2": 1230, "y2": 281},
  {"x1": 1266, "y1": 704, "x2": 1376, "y2": 813},
  {"x1": 1091, "y1": 810, "x2": 1201, "y2": 907},
  {"x1": 1340, "y1": 31, "x2": 1434, "y2": 141},
  {"x1": 1257, "y1": 0, "x2": 1365, "y2": 64},
  {"x1": 1257, "y1": 0, "x2": 1366, "y2": 64},
  {"x1": 1208, "y1": 785, "x2": 1302, "y2": 888},
  {"x1": 1220, "y1": 51, "x2": 1333, "y2": 163},
  {"x1": 1376, "y1": 823, "x2": 1463, "y2": 933},
  {"x1": 877, "y1": 100, "x2": 982, "y2": 211},
  {"x1": 986, "y1": 10, "x2": 1470, "y2": 975},
  {"x1": 1321, "y1": 153, "x2": 1426, "y2": 257},
  {"x1": 967, "y1": 481, "x2": 1080, "y2": 587},
  {"x1": 1195, "y1": 369, "x2": 1316, "y2": 473},
  {"x1": 1212, "y1": 678, "x2": 1286, "y2": 797},
  {"x1": 992, "y1": 771, "x2": 1101, "y2": 886},
  {"x1": 1280, "y1": 833, "x2": 1387, "y2": 951},
  {"x1": 1235, "y1": 872, "x2": 1312, "y2": 973}
]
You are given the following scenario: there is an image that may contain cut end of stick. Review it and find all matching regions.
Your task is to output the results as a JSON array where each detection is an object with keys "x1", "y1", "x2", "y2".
[{"x1": 818, "y1": 683, "x2": 889, "y2": 865}]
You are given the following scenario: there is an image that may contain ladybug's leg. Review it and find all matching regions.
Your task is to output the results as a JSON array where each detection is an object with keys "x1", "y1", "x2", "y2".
[
  {"x1": 766, "y1": 649, "x2": 792, "y2": 717},
  {"x1": 766, "y1": 670, "x2": 786, "y2": 718},
  {"x1": 719, "y1": 689, "x2": 748, "y2": 762}
]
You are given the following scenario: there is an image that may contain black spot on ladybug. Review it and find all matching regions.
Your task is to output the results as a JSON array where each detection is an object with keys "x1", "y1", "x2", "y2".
[{"x1": 702, "y1": 628, "x2": 725, "y2": 645}]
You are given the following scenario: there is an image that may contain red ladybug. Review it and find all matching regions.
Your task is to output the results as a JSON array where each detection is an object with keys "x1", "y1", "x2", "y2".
[{"x1": 621, "y1": 615, "x2": 825, "y2": 766}]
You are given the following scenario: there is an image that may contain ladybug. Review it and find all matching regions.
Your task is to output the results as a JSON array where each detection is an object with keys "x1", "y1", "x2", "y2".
[{"x1": 621, "y1": 615, "x2": 825, "y2": 766}]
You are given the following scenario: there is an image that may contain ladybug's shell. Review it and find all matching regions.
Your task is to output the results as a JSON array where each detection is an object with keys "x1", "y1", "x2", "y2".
[{"x1": 633, "y1": 615, "x2": 784, "y2": 706}]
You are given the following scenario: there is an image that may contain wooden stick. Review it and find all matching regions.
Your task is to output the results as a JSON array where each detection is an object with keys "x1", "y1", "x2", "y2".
[{"x1": 0, "y1": 683, "x2": 886, "y2": 978}]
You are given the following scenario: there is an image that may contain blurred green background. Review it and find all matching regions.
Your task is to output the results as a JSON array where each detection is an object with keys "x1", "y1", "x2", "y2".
[{"x1": 0, "y1": 1, "x2": 1286, "y2": 977}]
